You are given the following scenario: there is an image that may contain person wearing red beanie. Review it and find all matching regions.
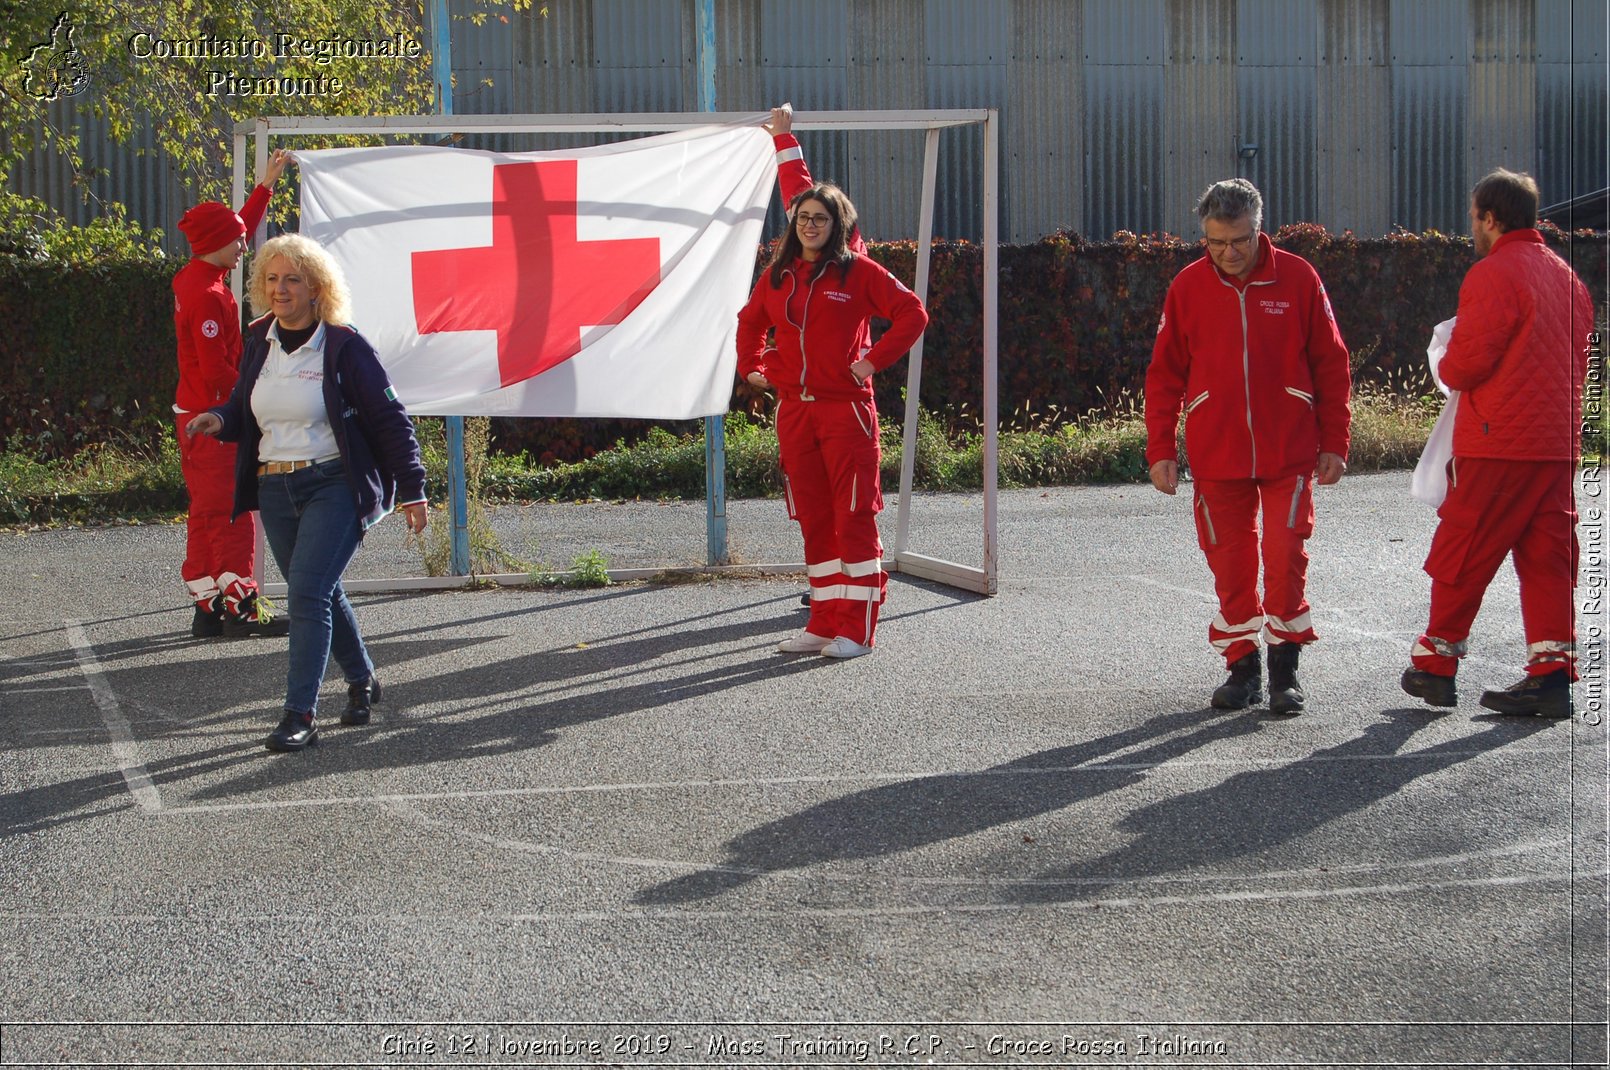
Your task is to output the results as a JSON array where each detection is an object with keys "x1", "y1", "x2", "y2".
[{"x1": 173, "y1": 148, "x2": 293, "y2": 639}]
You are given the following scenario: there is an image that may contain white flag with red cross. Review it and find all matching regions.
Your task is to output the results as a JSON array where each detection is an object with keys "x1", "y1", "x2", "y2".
[{"x1": 295, "y1": 124, "x2": 776, "y2": 419}]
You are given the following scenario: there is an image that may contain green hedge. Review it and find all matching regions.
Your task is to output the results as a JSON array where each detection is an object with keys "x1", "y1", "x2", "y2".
[
  {"x1": 3, "y1": 225, "x2": 1603, "y2": 462},
  {"x1": 0, "y1": 258, "x2": 182, "y2": 456},
  {"x1": 857, "y1": 223, "x2": 1607, "y2": 430}
]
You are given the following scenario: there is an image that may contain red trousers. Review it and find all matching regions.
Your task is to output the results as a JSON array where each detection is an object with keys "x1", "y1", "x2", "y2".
[
  {"x1": 1411, "y1": 457, "x2": 1578, "y2": 679},
  {"x1": 1193, "y1": 473, "x2": 1319, "y2": 664},
  {"x1": 176, "y1": 416, "x2": 256, "y2": 608},
  {"x1": 777, "y1": 398, "x2": 887, "y2": 646}
]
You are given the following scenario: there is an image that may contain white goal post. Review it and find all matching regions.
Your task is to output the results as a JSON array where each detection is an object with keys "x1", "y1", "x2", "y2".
[{"x1": 234, "y1": 109, "x2": 999, "y2": 597}]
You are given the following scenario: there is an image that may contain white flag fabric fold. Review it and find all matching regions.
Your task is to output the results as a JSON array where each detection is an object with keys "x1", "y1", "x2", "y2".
[
  {"x1": 1411, "y1": 317, "x2": 1459, "y2": 507},
  {"x1": 295, "y1": 124, "x2": 776, "y2": 419}
]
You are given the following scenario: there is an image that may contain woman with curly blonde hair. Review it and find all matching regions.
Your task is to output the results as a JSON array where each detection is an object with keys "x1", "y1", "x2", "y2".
[{"x1": 186, "y1": 234, "x2": 427, "y2": 752}]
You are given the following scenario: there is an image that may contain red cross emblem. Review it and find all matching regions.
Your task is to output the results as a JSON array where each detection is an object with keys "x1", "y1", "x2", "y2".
[{"x1": 412, "y1": 160, "x2": 661, "y2": 387}]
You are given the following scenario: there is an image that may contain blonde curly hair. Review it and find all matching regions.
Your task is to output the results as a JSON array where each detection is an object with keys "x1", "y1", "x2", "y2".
[{"x1": 247, "y1": 233, "x2": 353, "y2": 326}]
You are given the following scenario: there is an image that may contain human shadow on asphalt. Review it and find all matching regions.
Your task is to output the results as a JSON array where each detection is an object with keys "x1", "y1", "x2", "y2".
[
  {"x1": 634, "y1": 704, "x2": 1265, "y2": 905},
  {"x1": 0, "y1": 635, "x2": 502, "y2": 836},
  {"x1": 355, "y1": 584, "x2": 647, "y2": 640},
  {"x1": 0, "y1": 737, "x2": 273, "y2": 837},
  {"x1": 183, "y1": 601, "x2": 833, "y2": 802},
  {"x1": 0, "y1": 605, "x2": 193, "y2": 647},
  {"x1": 1003, "y1": 711, "x2": 1559, "y2": 906}
]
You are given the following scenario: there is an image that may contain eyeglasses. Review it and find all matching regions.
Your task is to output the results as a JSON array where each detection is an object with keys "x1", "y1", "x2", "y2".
[
  {"x1": 1204, "y1": 234, "x2": 1255, "y2": 252},
  {"x1": 795, "y1": 212, "x2": 832, "y2": 229}
]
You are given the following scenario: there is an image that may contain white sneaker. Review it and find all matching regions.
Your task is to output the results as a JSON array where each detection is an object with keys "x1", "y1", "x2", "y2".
[
  {"x1": 820, "y1": 636, "x2": 873, "y2": 659},
  {"x1": 778, "y1": 631, "x2": 834, "y2": 654}
]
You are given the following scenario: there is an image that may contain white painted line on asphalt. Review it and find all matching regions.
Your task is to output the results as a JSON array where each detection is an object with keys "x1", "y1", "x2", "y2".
[
  {"x1": 387, "y1": 801, "x2": 1572, "y2": 888},
  {"x1": 65, "y1": 618, "x2": 162, "y2": 813},
  {"x1": 155, "y1": 739, "x2": 1570, "y2": 817},
  {"x1": 0, "y1": 869, "x2": 1588, "y2": 923},
  {"x1": 1124, "y1": 576, "x2": 1521, "y2": 671}
]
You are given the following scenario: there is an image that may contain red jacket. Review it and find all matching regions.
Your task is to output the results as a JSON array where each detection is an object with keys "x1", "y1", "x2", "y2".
[
  {"x1": 1145, "y1": 234, "x2": 1352, "y2": 481},
  {"x1": 1441, "y1": 228, "x2": 1594, "y2": 461},
  {"x1": 736, "y1": 253, "x2": 928, "y2": 403},
  {"x1": 171, "y1": 183, "x2": 272, "y2": 413}
]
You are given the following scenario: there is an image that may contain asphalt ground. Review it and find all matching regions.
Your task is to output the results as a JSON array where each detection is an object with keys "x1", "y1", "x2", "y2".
[{"x1": 1, "y1": 471, "x2": 1606, "y2": 1069}]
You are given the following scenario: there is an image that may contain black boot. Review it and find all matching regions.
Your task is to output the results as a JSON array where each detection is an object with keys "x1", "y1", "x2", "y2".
[
  {"x1": 341, "y1": 676, "x2": 381, "y2": 726},
  {"x1": 190, "y1": 602, "x2": 224, "y2": 639},
  {"x1": 1212, "y1": 650, "x2": 1264, "y2": 710},
  {"x1": 1400, "y1": 667, "x2": 1458, "y2": 708},
  {"x1": 1479, "y1": 670, "x2": 1571, "y2": 718},
  {"x1": 1267, "y1": 643, "x2": 1305, "y2": 715},
  {"x1": 266, "y1": 710, "x2": 317, "y2": 752}
]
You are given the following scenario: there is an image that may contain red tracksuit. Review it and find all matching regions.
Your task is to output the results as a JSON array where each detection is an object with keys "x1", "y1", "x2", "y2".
[
  {"x1": 1411, "y1": 229, "x2": 1594, "y2": 680},
  {"x1": 172, "y1": 183, "x2": 271, "y2": 613},
  {"x1": 1146, "y1": 234, "x2": 1353, "y2": 664},
  {"x1": 737, "y1": 253, "x2": 928, "y2": 646}
]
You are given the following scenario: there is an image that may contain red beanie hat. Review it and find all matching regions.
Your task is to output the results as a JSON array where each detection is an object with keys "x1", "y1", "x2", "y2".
[{"x1": 178, "y1": 201, "x2": 246, "y2": 256}]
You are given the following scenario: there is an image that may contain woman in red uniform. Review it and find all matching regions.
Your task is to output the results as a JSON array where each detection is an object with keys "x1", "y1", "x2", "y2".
[{"x1": 736, "y1": 183, "x2": 928, "y2": 659}]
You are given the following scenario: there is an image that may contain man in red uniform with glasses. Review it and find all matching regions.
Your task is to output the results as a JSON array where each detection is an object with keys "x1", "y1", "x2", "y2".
[{"x1": 1145, "y1": 178, "x2": 1353, "y2": 714}]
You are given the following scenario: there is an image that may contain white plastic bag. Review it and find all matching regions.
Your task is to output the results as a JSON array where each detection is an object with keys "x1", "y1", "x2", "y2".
[{"x1": 1410, "y1": 317, "x2": 1458, "y2": 507}]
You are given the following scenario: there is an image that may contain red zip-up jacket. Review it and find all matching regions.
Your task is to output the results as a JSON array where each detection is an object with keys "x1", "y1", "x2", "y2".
[
  {"x1": 171, "y1": 183, "x2": 272, "y2": 413},
  {"x1": 736, "y1": 254, "x2": 928, "y2": 403},
  {"x1": 1440, "y1": 228, "x2": 1594, "y2": 462},
  {"x1": 1145, "y1": 233, "x2": 1352, "y2": 481}
]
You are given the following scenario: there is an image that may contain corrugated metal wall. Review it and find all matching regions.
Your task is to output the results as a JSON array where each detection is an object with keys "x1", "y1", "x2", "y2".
[
  {"x1": 1537, "y1": 0, "x2": 1609, "y2": 216},
  {"x1": 1008, "y1": 0, "x2": 1083, "y2": 237},
  {"x1": 1389, "y1": 0, "x2": 1469, "y2": 232},
  {"x1": 7, "y1": 0, "x2": 1605, "y2": 249},
  {"x1": 923, "y1": 0, "x2": 1007, "y2": 240},
  {"x1": 10, "y1": 99, "x2": 190, "y2": 237},
  {"x1": 1165, "y1": 1, "x2": 1236, "y2": 238},
  {"x1": 844, "y1": 0, "x2": 928, "y2": 241},
  {"x1": 1084, "y1": 0, "x2": 1167, "y2": 236},
  {"x1": 1318, "y1": 0, "x2": 1391, "y2": 235}
]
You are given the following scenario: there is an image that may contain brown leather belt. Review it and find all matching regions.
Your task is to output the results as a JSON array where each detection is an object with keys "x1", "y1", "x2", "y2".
[{"x1": 257, "y1": 459, "x2": 316, "y2": 476}]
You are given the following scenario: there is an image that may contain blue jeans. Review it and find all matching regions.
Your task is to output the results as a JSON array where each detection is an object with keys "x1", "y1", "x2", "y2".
[{"x1": 256, "y1": 459, "x2": 372, "y2": 715}]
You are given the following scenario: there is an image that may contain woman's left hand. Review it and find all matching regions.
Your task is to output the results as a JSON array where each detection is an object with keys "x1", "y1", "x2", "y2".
[
  {"x1": 849, "y1": 358, "x2": 874, "y2": 386},
  {"x1": 400, "y1": 502, "x2": 428, "y2": 534}
]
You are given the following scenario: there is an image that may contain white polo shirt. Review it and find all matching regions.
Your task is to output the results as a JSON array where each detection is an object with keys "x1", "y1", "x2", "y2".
[{"x1": 251, "y1": 322, "x2": 341, "y2": 463}]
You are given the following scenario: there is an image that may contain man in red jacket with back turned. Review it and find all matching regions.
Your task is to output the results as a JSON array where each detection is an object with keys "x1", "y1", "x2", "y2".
[
  {"x1": 1401, "y1": 169, "x2": 1595, "y2": 718},
  {"x1": 1145, "y1": 178, "x2": 1353, "y2": 715},
  {"x1": 173, "y1": 148, "x2": 291, "y2": 638}
]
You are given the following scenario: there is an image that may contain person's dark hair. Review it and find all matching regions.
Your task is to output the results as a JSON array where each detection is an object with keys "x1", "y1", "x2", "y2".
[
  {"x1": 766, "y1": 183, "x2": 858, "y2": 287},
  {"x1": 1472, "y1": 168, "x2": 1540, "y2": 232},
  {"x1": 1196, "y1": 178, "x2": 1264, "y2": 234}
]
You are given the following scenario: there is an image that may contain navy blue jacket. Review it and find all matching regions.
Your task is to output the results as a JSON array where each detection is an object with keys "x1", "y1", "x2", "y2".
[{"x1": 213, "y1": 316, "x2": 427, "y2": 531}]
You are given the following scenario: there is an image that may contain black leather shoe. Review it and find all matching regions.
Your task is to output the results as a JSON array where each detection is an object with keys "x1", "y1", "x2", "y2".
[
  {"x1": 266, "y1": 711, "x2": 318, "y2": 752},
  {"x1": 1401, "y1": 667, "x2": 1458, "y2": 708},
  {"x1": 191, "y1": 604, "x2": 224, "y2": 638},
  {"x1": 1267, "y1": 643, "x2": 1305, "y2": 714},
  {"x1": 1211, "y1": 650, "x2": 1263, "y2": 710},
  {"x1": 1479, "y1": 671, "x2": 1571, "y2": 718},
  {"x1": 341, "y1": 676, "x2": 381, "y2": 726}
]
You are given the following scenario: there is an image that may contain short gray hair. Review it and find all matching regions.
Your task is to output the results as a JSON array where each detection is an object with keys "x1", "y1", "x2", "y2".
[{"x1": 1197, "y1": 179, "x2": 1263, "y2": 233}]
